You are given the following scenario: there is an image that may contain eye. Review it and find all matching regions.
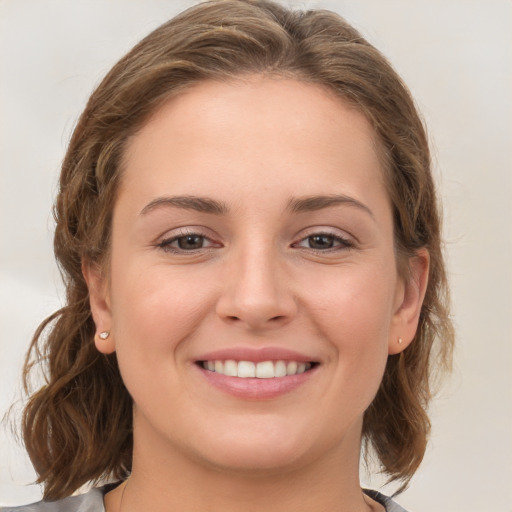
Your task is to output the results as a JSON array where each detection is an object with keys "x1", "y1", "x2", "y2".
[
  {"x1": 176, "y1": 234, "x2": 206, "y2": 250},
  {"x1": 294, "y1": 232, "x2": 353, "y2": 251},
  {"x1": 157, "y1": 232, "x2": 219, "y2": 253}
]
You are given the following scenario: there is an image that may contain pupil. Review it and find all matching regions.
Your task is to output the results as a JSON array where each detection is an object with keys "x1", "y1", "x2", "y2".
[
  {"x1": 309, "y1": 235, "x2": 334, "y2": 249},
  {"x1": 178, "y1": 235, "x2": 203, "y2": 250}
]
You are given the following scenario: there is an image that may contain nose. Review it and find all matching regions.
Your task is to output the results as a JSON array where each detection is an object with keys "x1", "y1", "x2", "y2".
[{"x1": 216, "y1": 244, "x2": 297, "y2": 331}]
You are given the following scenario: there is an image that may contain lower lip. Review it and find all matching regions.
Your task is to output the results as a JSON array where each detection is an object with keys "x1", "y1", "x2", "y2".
[{"x1": 196, "y1": 364, "x2": 318, "y2": 400}]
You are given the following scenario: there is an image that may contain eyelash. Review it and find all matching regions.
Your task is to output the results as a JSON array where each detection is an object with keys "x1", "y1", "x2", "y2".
[
  {"x1": 292, "y1": 232, "x2": 354, "y2": 253},
  {"x1": 157, "y1": 230, "x2": 217, "y2": 254},
  {"x1": 157, "y1": 230, "x2": 353, "y2": 254}
]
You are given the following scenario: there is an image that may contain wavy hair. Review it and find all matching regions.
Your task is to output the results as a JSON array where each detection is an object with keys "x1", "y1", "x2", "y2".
[{"x1": 20, "y1": 0, "x2": 453, "y2": 500}]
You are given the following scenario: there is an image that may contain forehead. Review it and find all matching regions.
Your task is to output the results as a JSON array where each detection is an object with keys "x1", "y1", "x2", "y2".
[{"x1": 119, "y1": 77, "x2": 387, "y2": 213}]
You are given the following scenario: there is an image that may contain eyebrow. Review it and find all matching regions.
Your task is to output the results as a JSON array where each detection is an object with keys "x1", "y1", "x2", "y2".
[
  {"x1": 287, "y1": 194, "x2": 374, "y2": 218},
  {"x1": 139, "y1": 193, "x2": 373, "y2": 218},
  {"x1": 140, "y1": 195, "x2": 228, "y2": 216}
]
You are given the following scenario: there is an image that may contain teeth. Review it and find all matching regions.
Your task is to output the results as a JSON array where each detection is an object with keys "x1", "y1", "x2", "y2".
[
  {"x1": 256, "y1": 361, "x2": 274, "y2": 378},
  {"x1": 238, "y1": 361, "x2": 256, "y2": 378},
  {"x1": 201, "y1": 359, "x2": 314, "y2": 378},
  {"x1": 224, "y1": 359, "x2": 238, "y2": 377},
  {"x1": 274, "y1": 360, "x2": 287, "y2": 377},
  {"x1": 286, "y1": 361, "x2": 297, "y2": 375}
]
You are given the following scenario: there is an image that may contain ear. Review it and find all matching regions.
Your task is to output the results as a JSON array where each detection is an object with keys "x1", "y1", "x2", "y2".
[
  {"x1": 388, "y1": 248, "x2": 430, "y2": 355},
  {"x1": 82, "y1": 259, "x2": 116, "y2": 354}
]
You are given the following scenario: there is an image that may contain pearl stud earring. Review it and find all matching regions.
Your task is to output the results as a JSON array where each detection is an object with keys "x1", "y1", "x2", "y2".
[{"x1": 98, "y1": 331, "x2": 110, "y2": 340}]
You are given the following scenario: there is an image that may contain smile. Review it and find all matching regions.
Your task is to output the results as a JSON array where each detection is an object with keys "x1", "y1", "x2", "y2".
[{"x1": 200, "y1": 360, "x2": 314, "y2": 378}]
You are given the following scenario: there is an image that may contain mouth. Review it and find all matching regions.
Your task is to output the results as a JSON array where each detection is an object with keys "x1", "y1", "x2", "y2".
[
  {"x1": 197, "y1": 359, "x2": 317, "y2": 378},
  {"x1": 194, "y1": 348, "x2": 320, "y2": 399}
]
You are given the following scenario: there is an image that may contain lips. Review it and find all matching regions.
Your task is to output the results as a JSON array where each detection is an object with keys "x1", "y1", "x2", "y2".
[{"x1": 194, "y1": 347, "x2": 319, "y2": 399}]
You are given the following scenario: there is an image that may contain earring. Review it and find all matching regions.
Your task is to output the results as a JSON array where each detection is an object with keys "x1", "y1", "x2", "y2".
[
  {"x1": 98, "y1": 331, "x2": 110, "y2": 340},
  {"x1": 398, "y1": 337, "x2": 403, "y2": 345}
]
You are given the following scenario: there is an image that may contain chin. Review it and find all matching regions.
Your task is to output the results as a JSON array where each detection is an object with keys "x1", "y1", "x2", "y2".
[
  {"x1": 180, "y1": 415, "x2": 324, "y2": 475},
  {"x1": 197, "y1": 440, "x2": 307, "y2": 475}
]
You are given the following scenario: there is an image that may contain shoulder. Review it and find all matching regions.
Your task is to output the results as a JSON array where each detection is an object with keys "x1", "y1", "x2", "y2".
[
  {"x1": 0, "y1": 487, "x2": 107, "y2": 512},
  {"x1": 364, "y1": 489, "x2": 410, "y2": 512},
  {"x1": 4, "y1": 486, "x2": 407, "y2": 512}
]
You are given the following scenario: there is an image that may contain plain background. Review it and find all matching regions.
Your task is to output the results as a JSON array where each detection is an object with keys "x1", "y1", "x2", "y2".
[{"x1": 1, "y1": 1, "x2": 511, "y2": 510}]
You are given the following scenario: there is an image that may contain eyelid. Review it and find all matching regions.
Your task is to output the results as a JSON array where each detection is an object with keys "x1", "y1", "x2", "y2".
[
  {"x1": 156, "y1": 227, "x2": 222, "y2": 253},
  {"x1": 291, "y1": 227, "x2": 355, "y2": 251},
  {"x1": 155, "y1": 225, "x2": 215, "y2": 242}
]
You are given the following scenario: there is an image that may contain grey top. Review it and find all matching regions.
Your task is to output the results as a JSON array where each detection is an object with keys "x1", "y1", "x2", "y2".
[{"x1": 1, "y1": 486, "x2": 408, "y2": 512}]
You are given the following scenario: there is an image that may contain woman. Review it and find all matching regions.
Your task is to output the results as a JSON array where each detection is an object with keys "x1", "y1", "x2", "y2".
[{"x1": 3, "y1": 1, "x2": 453, "y2": 511}]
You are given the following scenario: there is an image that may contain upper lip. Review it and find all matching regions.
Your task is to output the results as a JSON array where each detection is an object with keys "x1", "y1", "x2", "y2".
[{"x1": 195, "y1": 347, "x2": 318, "y2": 364}]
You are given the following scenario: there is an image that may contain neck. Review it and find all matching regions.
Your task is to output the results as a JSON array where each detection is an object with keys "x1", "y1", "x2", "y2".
[{"x1": 112, "y1": 418, "x2": 378, "y2": 512}]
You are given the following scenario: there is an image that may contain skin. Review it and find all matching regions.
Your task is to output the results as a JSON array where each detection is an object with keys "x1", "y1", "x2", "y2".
[{"x1": 84, "y1": 76, "x2": 428, "y2": 512}]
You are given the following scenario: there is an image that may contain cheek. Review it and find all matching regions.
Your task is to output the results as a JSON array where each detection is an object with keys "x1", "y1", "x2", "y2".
[
  {"x1": 303, "y1": 264, "x2": 395, "y2": 394},
  {"x1": 108, "y1": 264, "x2": 220, "y2": 418},
  {"x1": 109, "y1": 264, "x2": 215, "y2": 365},
  {"x1": 305, "y1": 263, "x2": 396, "y2": 343}
]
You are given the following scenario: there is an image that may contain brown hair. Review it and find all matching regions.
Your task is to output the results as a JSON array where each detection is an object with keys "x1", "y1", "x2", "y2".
[{"x1": 21, "y1": 0, "x2": 453, "y2": 500}]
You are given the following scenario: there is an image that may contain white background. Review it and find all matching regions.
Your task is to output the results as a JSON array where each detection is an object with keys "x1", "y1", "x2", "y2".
[{"x1": 1, "y1": 1, "x2": 511, "y2": 510}]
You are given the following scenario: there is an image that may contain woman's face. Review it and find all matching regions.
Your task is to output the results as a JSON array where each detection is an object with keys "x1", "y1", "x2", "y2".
[{"x1": 88, "y1": 77, "x2": 425, "y2": 474}]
